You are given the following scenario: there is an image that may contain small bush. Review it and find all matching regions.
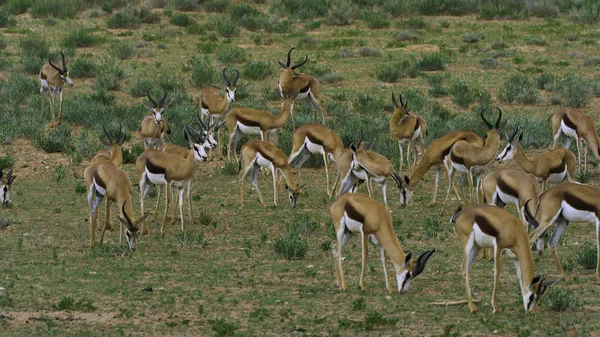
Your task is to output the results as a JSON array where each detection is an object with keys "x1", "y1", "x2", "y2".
[
  {"x1": 174, "y1": 0, "x2": 201, "y2": 11},
  {"x1": 576, "y1": 243, "x2": 597, "y2": 270},
  {"x1": 327, "y1": 0, "x2": 358, "y2": 26},
  {"x1": 491, "y1": 41, "x2": 507, "y2": 49},
  {"x1": 94, "y1": 60, "x2": 125, "y2": 91},
  {"x1": 53, "y1": 296, "x2": 96, "y2": 312},
  {"x1": 108, "y1": 42, "x2": 136, "y2": 60},
  {"x1": 138, "y1": 8, "x2": 160, "y2": 23},
  {"x1": 398, "y1": 17, "x2": 427, "y2": 29},
  {"x1": 428, "y1": 74, "x2": 448, "y2": 97},
  {"x1": 292, "y1": 214, "x2": 319, "y2": 232},
  {"x1": 480, "y1": 57, "x2": 499, "y2": 70},
  {"x1": 0, "y1": 40, "x2": 6, "y2": 51},
  {"x1": 462, "y1": 32, "x2": 485, "y2": 43},
  {"x1": 569, "y1": 0, "x2": 600, "y2": 25},
  {"x1": 0, "y1": 9, "x2": 17, "y2": 27},
  {"x1": 362, "y1": 10, "x2": 389, "y2": 29},
  {"x1": 498, "y1": 74, "x2": 540, "y2": 105},
  {"x1": 187, "y1": 55, "x2": 217, "y2": 88},
  {"x1": 214, "y1": 16, "x2": 240, "y2": 37},
  {"x1": 274, "y1": 226, "x2": 308, "y2": 260},
  {"x1": 210, "y1": 318, "x2": 238, "y2": 337},
  {"x1": 526, "y1": 38, "x2": 548, "y2": 46},
  {"x1": 558, "y1": 73, "x2": 590, "y2": 108},
  {"x1": 549, "y1": 95, "x2": 561, "y2": 105},
  {"x1": 243, "y1": 61, "x2": 272, "y2": 80},
  {"x1": 265, "y1": 19, "x2": 294, "y2": 34},
  {"x1": 221, "y1": 161, "x2": 238, "y2": 175},
  {"x1": 565, "y1": 34, "x2": 578, "y2": 42},
  {"x1": 535, "y1": 72, "x2": 558, "y2": 91},
  {"x1": 337, "y1": 47, "x2": 354, "y2": 58},
  {"x1": 319, "y1": 73, "x2": 343, "y2": 83},
  {"x1": 30, "y1": 0, "x2": 80, "y2": 19},
  {"x1": 5, "y1": 0, "x2": 34, "y2": 14},
  {"x1": 424, "y1": 216, "x2": 441, "y2": 240},
  {"x1": 375, "y1": 63, "x2": 402, "y2": 83},
  {"x1": 417, "y1": 52, "x2": 446, "y2": 71},
  {"x1": 449, "y1": 81, "x2": 476, "y2": 108},
  {"x1": 35, "y1": 126, "x2": 72, "y2": 153},
  {"x1": 216, "y1": 45, "x2": 247, "y2": 64},
  {"x1": 204, "y1": 0, "x2": 230, "y2": 13},
  {"x1": 583, "y1": 58, "x2": 600, "y2": 67},
  {"x1": 358, "y1": 47, "x2": 382, "y2": 58},
  {"x1": 61, "y1": 28, "x2": 101, "y2": 48},
  {"x1": 106, "y1": 9, "x2": 140, "y2": 29},
  {"x1": 393, "y1": 31, "x2": 419, "y2": 41},
  {"x1": 170, "y1": 13, "x2": 194, "y2": 27},
  {"x1": 543, "y1": 288, "x2": 579, "y2": 312},
  {"x1": 70, "y1": 57, "x2": 97, "y2": 78},
  {"x1": 122, "y1": 143, "x2": 144, "y2": 164},
  {"x1": 0, "y1": 154, "x2": 15, "y2": 170},
  {"x1": 19, "y1": 34, "x2": 50, "y2": 59}
]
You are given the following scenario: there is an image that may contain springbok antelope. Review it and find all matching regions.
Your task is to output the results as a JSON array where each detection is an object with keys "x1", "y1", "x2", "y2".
[
  {"x1": 91, "y1": 124, "x2": 127, "y2": 167},
  {"x1": 389, "y1": 93, "x2": 427, "y2": 174},
  {"x1": 86, "y1": 161, "x2": 149, "y2": 249},
  {"x1": 239, "y1": 140, "x2": 307, "y2": 207},
  {"x1": 201, "y1": 68, "x2": 239, "y2": 159},
  {"x1": 339, "y1": 139, "x2": 408, "y2": 209},
  {"x1": 497, "y1": 131, "x2": 576, "y2": 191},
  {"x1": 141, "y1": 87, "x2": 172, "y2": 150},
  {"x1": 136, "y1": 124, "x2": 208, "y2": 235},
  {"x1": 226, "y1": 90, "x2": 298, "y2": 162},
  {"x1": 287, "y1": 124, "x2": 344, "y2": 197},
  {"x1": 278, "y1": 48, "x2": 326, "y2": 128},
  {"x1": 441, "y1": 108, "x2": 504, "y2": 214},
  {"x1": 331, "y1": 193, "x2": 435, "y2": 292},
  {"x1": 528, "y1": 183, "x2": 600, "y2": 281},
  {"x1": 452, "y1": 205, "x2": 556, "y2": 313},
  {"x1": 405, "y1": 130, "x2": 485, "y2": 207},
  {"x1": 39, "y1": 52, "x2": 74, "y2": 127},
  {"x1": 550, "y1": 107, "x2": 600, "y2": 172},
  {"x1": 0, "y1": 169, "x2": 17, "y2": 207}
]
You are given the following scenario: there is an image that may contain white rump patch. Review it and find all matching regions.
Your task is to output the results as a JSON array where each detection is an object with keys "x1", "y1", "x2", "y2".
[
  {"x1": 472, "y1": 223, "x2": 496, "y2": 248},
  {"x1": 560, "y1": 120, "x2": 577, "y2": 138},
  {"x1": 145, "y1": 167, "x2": 168, "y2": 185},
  {"x1": 92, "y1": 178, "x2": 106, "y2": 197},
  {"x1": 255, "y1": 152, "x2": 274, "y2": 169},
  {"x1": 305, "y1": 137, "x2": 324, "y2": 155},
  {"x1": 342, "y1": 212, "x2": 363, "y2": 233}
]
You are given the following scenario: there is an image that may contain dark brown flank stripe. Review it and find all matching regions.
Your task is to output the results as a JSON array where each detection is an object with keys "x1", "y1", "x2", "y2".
[
  {"x1": 237, "y1": 114, "x2": 262, "y2": 127},
  {"x1": 345, "y1": 202, "x2": 365, "y2": 224},
  {"x1": 549, "y1": 162, "x2": 565, "y2": 174},
  {"x1": 258, "y1": 148, "x2": 275, "y2": 163},
  {"x1": 93, "y1": 170, "x2": 106, "y2": 189},
  {"x1": 414, "y1": 118, "x2": 420, "y2": 131},
  {"x1": 497, "y1": 176, "x2": 518, "y2": 198},
  {"x1": 145, "y1": 159, "x2": 166, "y2": 175},
  {"x1": 450, "y1": 151, "x2": 465, "y2": 166},
  {"x1": 306, "y1": 132, "x2": 324, "y2": 146},
  {"x1": 299, "y1": 83, "x2": 310, "y2": 93},
  {"x1": 41, "y1": 73, "x2": 47, "y2": 80},
  {"x1": 201, "y1": 101, "x2": 208, "y2": 110},
  {"x1": 562, "y1": 114, "x2": 577, "y2": 131},
  {"x1": 474, "y1": 214, "x2": 499, "y2": 237},
  {"x1": 441, "y1": 146, "x2": 451, "y2": 159},
  {"x1": 564, "y1": 192, "x2": 597, "y2": 213}
]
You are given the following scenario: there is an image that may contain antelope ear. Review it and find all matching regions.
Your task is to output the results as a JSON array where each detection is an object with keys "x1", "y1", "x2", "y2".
[
  {"x1": 404, "y1": 252, "x2": 412, "y2": 266},
  {"x1": 297, "y1": 184, "x2": 308, "y2": 192},
  {"x1": 529, "y1": 275, "x2": 543, "y2": 289},
  {"x1": 117, "y1": 216, "x2": 128, "y2": 225},
  {"x1": 137, "y1": 213, "x2": 151, "y2": 224},
  {"x1": 404, "y1": 175, "x2": 410, "y2": 185}
]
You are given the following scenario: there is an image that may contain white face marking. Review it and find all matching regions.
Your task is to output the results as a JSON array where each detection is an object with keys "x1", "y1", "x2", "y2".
[
  {"x1": 1, "y1": 185, "x2": 9, "y2": 206},
  {"x1": 497, "y1": 143, "x2": 514, "y2": 162},
  {"x1": 152, "y1": 110, "x2": 163, "y2": 124},
  {"x1": 237, "y1": 122, "x2": 261, "y2": 135},
  {"x1": 305, "y1": 137, "x2": 325, "y2": 155},
  {"x1": 472, "y1": 224, "x2": 496, "y2": 248},
  {"x1": 397, "y1": 270, "x2": 411, "y2": 293},
  {"x1": 560, "y1": 120, "x2": 577, "y2": 138},
  {"x1": 207, "y1": 134, "x2": 218, "y2": 149},
  {"x1": 226, "y1": 88, "x2": 236, "y2": 102},
  {"x1": 62, "y1": 74, "x2": 74, "y2": 86},
  {"x1": 145, "y1": 167, "x2": 168, "y2": 185},
  {"x1": 193, "y1": 144, "x2": 208, "y2": 162},
  {"x1": 255, "y1": 153, "x2": 274, "y2": 169},
  {"x1": 125, "y1": 229, "x2": 137, "y2": 250}
]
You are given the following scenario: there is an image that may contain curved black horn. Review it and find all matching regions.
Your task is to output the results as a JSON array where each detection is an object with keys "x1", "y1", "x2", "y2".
[
  {"x1": 147, "y1": 89, "x2": 157, "y2": 108},
  {"x1": 60, "y1": 52, "x2": 67, "y2": 72},
  {"x1": 222, "y1": 68, "x2": 230, "y2": 86},
  {"x1": 102, "y1": 124, "x2": 113, "y2": 146},
  {"x1": 48, "y1": 57, "x2": 63, "y2": 74},
  {"x1": 159, "y1": 85, "x2": 167, "y2": 106},
  {"x1": 399, "y1": 94, "x2": 405, "y2": 107},
  {"x1": 411, "y1": 249, "x2": 436, "y2": 277},
  {"x1": 507, "y1": 125, "x2": 518, "y2": 143},
  {"x1": 495, "y1": 107, "x2": 502, "y2": 129},
  {"x1": 286, "y1": 48, "x2": 294, "y2": 67},
  {"x1": 115, "y1": 122, "x2": 123, "y2": 144},
  {"x1": 291, "y1": 54, "x2": 308, "y2": 70},
  {"x1": 232, "y1": 69, "x2": 240, "y2": 86},
  {"x1": 122, "y1": 201, "x2": 133, "y2": 225},
  {"x1": 356, "y1": 130, "x2": 364, "y2": 149},
  {"x1": 391, "y1": 92, "x2": 398, "y2": 108},
  {"x1": 480, "y1": 109, "x2": 492, "y2": 130}
]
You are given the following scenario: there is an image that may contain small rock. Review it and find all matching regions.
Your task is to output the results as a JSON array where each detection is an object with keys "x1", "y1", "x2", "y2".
[{"x1": 307, "y1": 265, "x2": 314, "y2": 269}]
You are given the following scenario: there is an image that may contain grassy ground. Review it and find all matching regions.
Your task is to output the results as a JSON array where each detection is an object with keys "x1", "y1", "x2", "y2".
[{"x1": 2, "y1": 1, "x2": 600, "y2": 336}]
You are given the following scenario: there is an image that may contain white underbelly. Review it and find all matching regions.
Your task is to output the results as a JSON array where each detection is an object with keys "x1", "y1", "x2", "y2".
[
  {"x1": 352, "y1": 168, "x2": 368, "y2": 180},
  {"x1": 451, "y1": 162, "x2": 468, "y2": 173},
  {"x1": 256, "y1": 153, "x2": 273, "y2": 169},
  {"x1": 92, "y1": 179, "x2": 106, "y2": 197},
  {"x1": 305, "y1": 138, "x2": 324, "y2": 155},
  {"x1": 40, "y1": 79, "x2": 49, "y2": 89},
  {"x1": 343, "y1": 213, "x2": 363, "y2": 233},
  {"x1": 561, "y1": 201, "x2": 597, "y2": 223},
  {"x1": 560, "y1": 121, "x2": 577, "y2": 138},
  {"x1": 412, "y1": 127, "x2": 422, "y2": 141},
  {"x1": 145, "y1": 168, "x2": 168, "y2": 185},
  {"x1": 547, "y1": 169, "x2": 567, "y2": 183},
  {"x1": 237, "y1": 122, "x2": 261, "y2": 135},
  {"x1": 201, "y1": 108, "x2": 210, "y2": 118},
  {"x1": 496, "y1": 188, "x2": 519, "y2": 206},
  {"x1": 296, "y1": 89, "x2": 311, "y2": 100},
  {"x1": 472, "y1": 224, "x2": 496, "y2": 248}
]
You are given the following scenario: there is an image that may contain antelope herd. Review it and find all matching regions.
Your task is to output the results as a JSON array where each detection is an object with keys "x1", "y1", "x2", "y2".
[{"x1": 7, "y1": 48, "x2": 600, "y2": 314}]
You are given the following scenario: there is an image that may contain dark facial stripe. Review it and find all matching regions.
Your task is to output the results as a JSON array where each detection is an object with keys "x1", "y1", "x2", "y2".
[
  {"x1": 474, "y1": 214, "x2": 499, "y2": 237},
  {"x1": 564, "y1": 192, "x2": 597, "y2": 213},
  {"x1": 562, "y1": 114, "x2": 577, "y2": 131},
  {"x1": 345, "y1": 202, "x2": 365, "y2": 224},
  {"x1": 549, "y1": 162, "x2": 565, "y2": 174},
  {"x1": 497, "y1": 176, "x2": 518, "y2": 198},
  {"x1": 145, "y1": 159, "x2": 166, "y2": 175}
]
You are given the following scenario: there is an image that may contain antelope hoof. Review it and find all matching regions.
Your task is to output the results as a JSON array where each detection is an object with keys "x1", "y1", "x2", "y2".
[
  {"x1": 49, "y1": 120, "x2": 57, "y2": 128},
  {"x1": 427, "y1": 202, "x2": 436, "y2": 207},
  {"x1": 468, "y1": 304, "x2": 478, "y2": 313}
]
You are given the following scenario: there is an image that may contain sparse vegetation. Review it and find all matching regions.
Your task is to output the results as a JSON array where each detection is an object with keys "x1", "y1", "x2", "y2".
[{"x1": 498, "y1": 74, "x2": 540, "y2": 104}]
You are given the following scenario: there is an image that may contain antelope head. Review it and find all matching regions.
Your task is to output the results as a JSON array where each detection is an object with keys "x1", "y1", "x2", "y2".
[
  {"x1": 117, "y1": 201, "x2": 149, "y2": 251},
  {"x1": 142, "y1": 86, "x2": 172, "y2": 125},
  {"x1": 391, "y1": 172, "x2": 410, "y2": 207},
  {"x1": 397, "y1": 250, "x2": 436, "y2": 293},
  {"x1": 196, "y1": 114, "x2": 225, "y2": 150},
  {"x1": 524, "y1": 275, "x2": 557, "y2": 313},
  {"x1": 480, "y1": 107, "x2": 506, "y2": 138},
  {"x1": 278, "y1": 48, "x2": 308, "y2": 85},
  {"x1": 212, "y1": 68, "x2": 239, "y2": 103},
  {"x1": 184, "y1": 123, "x2": 208, "y2": 162},
  {"x1": 49, "y1": 52, "x2": 73, "y2": 86},
  {"x1": 281, "y1": 89, "x2": 300, "y2": 112},
  {"x1": 102, "y1": 123, "x2": 127, "y2": 159},
  {"x1": 284, "y1": 183, "x2": 307, "y2": 208},
  {"x1": 391, "y1": 92, "x2": 411, "y2": 115},
  {"x1": 0, "y1": 169, "x2": 17, "y2": 207},
  {"x1": 496, "y1": 125, "x2": 520, "y2": 163}
]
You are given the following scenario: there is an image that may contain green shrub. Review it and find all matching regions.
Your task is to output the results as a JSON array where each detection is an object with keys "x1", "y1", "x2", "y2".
[
  {"x1": 576, "y1": 243, "x2": 597, "y2": 270},
  {"x1": 122, "y1": 143, "x2": 144, "y2": 164},
  {"x1": 187, "y1": 55, "x2": 217, "y2": 88},
  {"x1": 461, "y1": 32, "x2": 485, "y2": 43},
  {"x1": 170, "y1": 13, "x2": 194, "y2": 27},
  {"x1": 535, "y1": 72, "x2": 558, "y2": 91},
  {"x1": 327, "y1": 0, "x2": 358, "y2": 26},
  {"x1": 70, "y1": 57, "x2": 97, "y2": 78},
  {"x1": 498, "y1": 74, "x2": 540, "y2": 105},
  {"x1": 53, "y1": 296, "x2": 96, "y2": 312},
  {"x1": 417, "y1": 52, "x2": 446, "y2": 71},
  {"x1": 221, "y1": 161, "x2": 238, "y2": 175},
  {"x1": 393, "y1": 31, "x2": 419, "y2": 41},
  {"x1": 526, "y1": 38, "x2": 548, "y2": 46},
  {"x1": 204, "y1": 0, "x2": 230, "y2": 13},
  {"x1": 362, "y1": 10, "x2": 389, "y2": 29},
  {"x1": 5, "y1": 0, "x2": 34, "y2": 14},
  {"x1": 292, "y1": 214, "x2": 319, "y2": 232},
  {"x1": 358, "y1": 46, "x2": 382, "y2": 57},
  {"x1": 265, "y1": 19, "x2": 294, "y2": 33},
  {"x1": 274, "y1": 225, "x2": 308, "y2": 260},
  {"x1": 210, "y1": 318, "x2": 238, "y2": 337},
  {"x1": 109, "y1": 41, "x2": 136, "y2": 60},
  {"x1": 61, "y1": 29, "x2": 101, "y2": 48},
  {"x1": 35, "y1": 126, "x2": 72, "y2": 153},
  {"x1": 398, "y1": 17, "x2": 427, "y2": 29},
  {"x1": 20, "y1": 34, "x2": 50, "y2": 59},
  {"x1": 0, "y1": 9, "x2": 17, "y2": 27},
  {"x1": 30, "y1": 0, "x2": 80, "y2": 19},
  {"x1": 543, "y1": 288, "x2": 579, "y2": 312},
  {"x1": 216, "y1": 45, "x2": 247, "y2": 64},
  {"x1": 428, "y1": 74, "x2": 448, "y2": 97},
  {"x1": 0, "y1": 153, "x2": 15, "y2": 170},
  {"x1": 107, "y1": 9, "x2": 141, "y2": 29},
  {"x1": 558, "y1": 73, "x2": 589, "y2": 108},
  {"x1": 243, "y1": 61, "x2": 272, "y2": 80},
  {"x1": 214, "y1": 16, "x2": 239, "y2": 37},
  {"x1": 0, "y1": 40, "x2": 6, "y2": 51},
  {"x1": 450, "y1": 81, "x2": 476, "y2": 108},
  {"x1": 382, "y1": 0, "x2": 407, "y2": 17},
  {"x1": 375, "y1": 63, "x2": 403, "y2": 83},
  {"x1": 337, "y1": 47, "x2": 354, "y2": 58},
  {"x1": 174, "y1": 0, "x2": 201, "y2": 11},
  {"x1": 569, "y1": 0, "x2": 600, "y2": 25},
  {"x1": 94, "y1": 60, "x2": 125, "y2": 91},
  {"x1": 480, "y1": 57, "x2": 500, "y2": 69}
]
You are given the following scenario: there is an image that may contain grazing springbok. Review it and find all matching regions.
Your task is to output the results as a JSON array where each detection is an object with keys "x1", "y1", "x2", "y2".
[{"x1": 39, "y1": 52, "x2": 74, "y2": 127}]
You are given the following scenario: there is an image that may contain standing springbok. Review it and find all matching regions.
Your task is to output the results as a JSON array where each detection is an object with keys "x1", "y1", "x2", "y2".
[
  {"x1": 278, "y1": 48, "x2": 326, "y2": 128},
  {"x1": 39, "y1": 52, "x2": 74, "y2": 127},
  {"x1": 452, "y1": 205, "x2": 556, "y2": 313},
  {"x1": 497, "y1": 131, "x2": 576, "y2": 191},
  {"x1": 389, "y1": 93, "x2": 427, "y2": 174},
  {"x1": 550, "y1": 107, "x2": 600, "y2": 172},
  {"x1": 331, "y1": 193, "x2": 435, "y2": 292},
  {"x1": 141, "y1": 87, "x2": 172, "y2": 150},
  {"x1": 0, "y1": 169, "x2": 17, "y2": 207}
]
